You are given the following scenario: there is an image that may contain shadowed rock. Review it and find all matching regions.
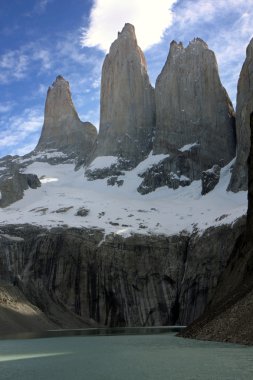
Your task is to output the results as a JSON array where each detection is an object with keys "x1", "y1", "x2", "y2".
[
  {"x1": 154, "y1": 38, "x2": 236, "y2": 177},
  {"x1": 229, "y1": 38, "x2": 253, "y2": 192},
  {"x1": 92, "y1": 24, "x2": 155, "y2": 166},
  {"x1": 201, "y1": 165, "x2": 221, "y2": 195},
  {"x1": 0, "y1": 159, "x2": 41, "y2": 208},
  {"x1": 0, "y1": 220, "x2": 244, "y2": 329},
  {"x1": 180, "y1": 102, "x2": 253, "y2": 345}
]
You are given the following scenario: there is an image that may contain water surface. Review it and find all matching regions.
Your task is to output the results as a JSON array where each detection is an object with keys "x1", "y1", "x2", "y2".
[{"x1": 0, "y1": 332, "x2": 252, "y2": 379}]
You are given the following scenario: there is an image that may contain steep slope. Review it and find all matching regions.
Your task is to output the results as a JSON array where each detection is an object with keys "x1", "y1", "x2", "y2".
[
  {"x1": 92, "y1": 24, "x2": 155, "y2": 165},
  {"x1": 0, "y1": 219, "x2": 245, "y2": 329},
  {"x1": 181, "y1": 95, "x2": 253, "y2": 344},
  {"x1": 0, "y1": 282, "x2": 57, "y2": 336},
  {"x1": 150, "y1": 39, "x2": 235, "y2": 188},
  {"x1": 229, "y1": 38, "x2": 253, "y2": 192},
  {"x1": 0, "y1": 27, "x2": 251, "y2": 335},
  {"x1": 36, "y1": 75, "x2": 97, "y2": 160}
]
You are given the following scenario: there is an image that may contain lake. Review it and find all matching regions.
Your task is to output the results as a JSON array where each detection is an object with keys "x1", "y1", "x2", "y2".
[{"x1": 0, "y1": 329, "x2": 252, "y2": 379}]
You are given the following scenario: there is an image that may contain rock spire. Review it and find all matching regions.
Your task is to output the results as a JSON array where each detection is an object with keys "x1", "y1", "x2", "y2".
[
  {"x1": 153, "y1": 38, "x2": 236, "y2": 175},
  {"x1": 36, "y1": 75, "x2": 97, "y2": 160},
  {"x1": 92, "y1": 23, "x2": 155, "y2": 165},
  {"x1": 229, "y1": 38, "x2": 253, "y2": 192}
]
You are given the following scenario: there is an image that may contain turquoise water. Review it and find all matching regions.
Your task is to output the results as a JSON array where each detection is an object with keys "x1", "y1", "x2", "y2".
[{"x1": 0, "y1": 333, "x2": 253, "y2": 379}]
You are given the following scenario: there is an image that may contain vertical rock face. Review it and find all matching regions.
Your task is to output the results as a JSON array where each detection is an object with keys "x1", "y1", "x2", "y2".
[
  {"x1": 93, "y1": 23, "x2": 155, "y2": 165},
  {"x1": 0, "y1": 221, "x2": 244, "y2": 329},
  {"x1": 229, "y1": 38, "x2": 253, "y2": 192},
  {"x1": 36, "y1": 75, "x2": 97, "y2": 159},
  {"x1": 180, "y1": 94, "x2": 253, "y2": 344},
  {"x1": 154, "y1": 39, "x2": 236, "y2": 174}
]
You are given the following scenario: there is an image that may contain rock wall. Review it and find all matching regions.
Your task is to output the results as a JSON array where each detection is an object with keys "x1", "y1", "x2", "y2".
[
  {"x1": 92, "y1": 24, "x2": 155, "y2": 165},
  {"x1": 229, "y1": 38, "x2": 253, "y2": 192},
  {"x1": 0, "y1": 156, "x2": 41, "y2": 207},
  {"x1": 0, "y1": 220, "x2": 244, "y2": 328},
  {"x1": 154, "y1": 39, "x2": 235, "y2": 179},
  {"x1": 36, "y1": 75, "x2": 97, "y2": 161},
  {"x1": 180, "y1": 76, "x2": 253, "y2": 344}
]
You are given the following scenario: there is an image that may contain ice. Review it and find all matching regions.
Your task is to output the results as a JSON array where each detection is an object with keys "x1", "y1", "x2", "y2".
[
  {"x1": 88, "y1": 156, "x2": 119, "y2": 170},
  {"x1": 179, "y1": 142, "x2": 199, "y2": 152},
  {"x1": 0, "y1": 158, "x2": 247, "y2": 238}
]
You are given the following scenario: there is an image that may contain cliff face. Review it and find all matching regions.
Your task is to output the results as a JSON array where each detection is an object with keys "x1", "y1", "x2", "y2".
[
  {"x1": 0, "y1": 219, "x2": 244, "y2": 331},
  {"x1": 180, "y1": 83, "x2": 253, "y2": 344},
  {"x1": 36, "y1": 75, "x2": 97, "y2": 160},
  {"x1": 153, "y1": 39, "x2": 235, "y2": 179},
  {"x1": 229, "y1": 38, "x2": 253, "y2": 192},
  {"x1": 0, "y1": 156, "x2": 41, "y2": 208},
  {"x1": 92, "y1": 24, "x2": 155, "y2": 165}
]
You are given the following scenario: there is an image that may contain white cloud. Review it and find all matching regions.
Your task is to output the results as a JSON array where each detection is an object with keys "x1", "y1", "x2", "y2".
[
  {"x1": 14, "y1": 143, "x2": 38, "y2": 156},
  {"x1": 0, "y1": 101, "x2": 14, "y2": 113},
  {"x1": 0, "y1": 51, "x2": 29, "y2": 82},
  {"x1": 33, "y1": 49, "x2": 52, "y2": 70},
  {"x1": 0, "y1": 45, "x2": 53, "y2": 84},
  {"x1": 175, "y1": 0, "x2": 250, "y2": 27},
  {"x1": 81, "y1": 0, "x2": 178, "y2": 51},
  {"x1": 25, "y1": 0, "x2": 53, "y2": 16},
  {"x1": 172, "y1": 0, "x2": 253, "y2": 105},
  {"x1": 0, "y1": 108, "x2": 43, "y2": 156}
]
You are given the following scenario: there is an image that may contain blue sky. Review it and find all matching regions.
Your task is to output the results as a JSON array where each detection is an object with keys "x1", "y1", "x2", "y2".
[{"x1": 0, "y1": 0, "x2": 253, "y2": 157}]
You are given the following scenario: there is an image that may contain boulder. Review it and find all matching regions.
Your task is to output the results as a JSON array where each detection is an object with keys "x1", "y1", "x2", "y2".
[
  {"x1": 201, "y1": 165, "x2": 221, "y2": 195},
  {"x1": 0, "y1": 171, "x2": 41, "y2": 208}
]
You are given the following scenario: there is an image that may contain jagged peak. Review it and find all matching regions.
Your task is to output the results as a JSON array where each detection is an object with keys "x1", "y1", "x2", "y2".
[
  {"x1": 118, "y1": 23, "x2": 136, "y2": 38},
  {"x1": 109, "y1": 23, "x2": 142, "y2": 61},
  {"x1": 169, "y1": 38, "x2": 209, "y2": 57},
  {"x1": 47, "y1": 75, "x2": 70, "y2": 94},
  {"x1": 170, "y1": 40, "x2": 183, "y2": 48},
  {"x1": 170, "y1": 40, "x2": 184, "y2": 51},
  {"x1": 52, "y1": 75, "x2": 69, "y2": 87},
  {"x1": 112, "y1": 23, "x2": 137, "y2": 49},
  {"x1": 188, "y1": 37, "x2": 208, "y2": 49}
]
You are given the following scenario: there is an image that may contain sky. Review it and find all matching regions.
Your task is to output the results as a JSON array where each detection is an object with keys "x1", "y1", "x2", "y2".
[{"x1": 0, "y1": 0, "x2": 253, "y2": 158}]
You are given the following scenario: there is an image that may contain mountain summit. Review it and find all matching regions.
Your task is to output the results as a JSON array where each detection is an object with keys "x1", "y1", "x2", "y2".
[
  {"x1": 154, "y1": 38, "x2": 236, "y2": 175},
  {"x1": 36, "y1": 75, "x2": 97, "y2": 160},
  {"x1": 91, "y1": 23, "x2": 155, "y2": 165}
]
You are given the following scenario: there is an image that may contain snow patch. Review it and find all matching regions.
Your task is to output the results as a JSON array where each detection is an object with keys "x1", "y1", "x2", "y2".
[
  {"x1": 136, "y1": 151, "x2": 170, "y2": 175},
  {"x1": 19, "y1": 150, "x2": 69, "y2": 164},
  {"x1": 179, "y1": 142, "x2": 199, "y2": 152},
  {"x1": 0, "y1": 234, "x2": 24, "y2": 242},
  {"x1": 0, "y1": 158, "x2": 247, "y2": 238},
  {"x1": 40, "y1": 177, "x2": 59, "y2": 184},
  {"x1": 87, "y1": 156, "x2": 118, "y2": 170}
]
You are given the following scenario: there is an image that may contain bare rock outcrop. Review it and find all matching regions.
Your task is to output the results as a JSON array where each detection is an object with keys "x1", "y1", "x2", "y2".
[
  {"x1": 36, "y1": 75, "x2": 97, "y2": 160},
  {"x1": 180, "y1": 80, "x2": 253, "y2": 344},
  {"x1": 153, "y1": 39, "x2": 236, "y2": 180},
  {"x1": 0, "y1": 219, "x2": 244, "y2": 329},
  {"x1": 92, "y1": 24, "x2": 155, "y2": 166},
  {"x1": 0, "y1": 157, "x2": 41, "y2": 208},
  {"x1": 201, "y1": 165, "x2": 221, "y2": 195},
  {"x1": 229, "y1": 38, "x2": 253, "y2": 192}
]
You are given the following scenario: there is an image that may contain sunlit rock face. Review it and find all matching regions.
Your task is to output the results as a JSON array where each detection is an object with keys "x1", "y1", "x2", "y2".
[
  {"x1": 36, "y1": 75, "x2": 97, "y2": 160},
  {"x1": 154, "y1": 39, "x2": 236, "y2": 175},
  {"x1": 92, "y1": 23, "x2": 155, "y2": 166},
  {"x1": 229, "y1": 38, "x2": 253, "y2": 192}
]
